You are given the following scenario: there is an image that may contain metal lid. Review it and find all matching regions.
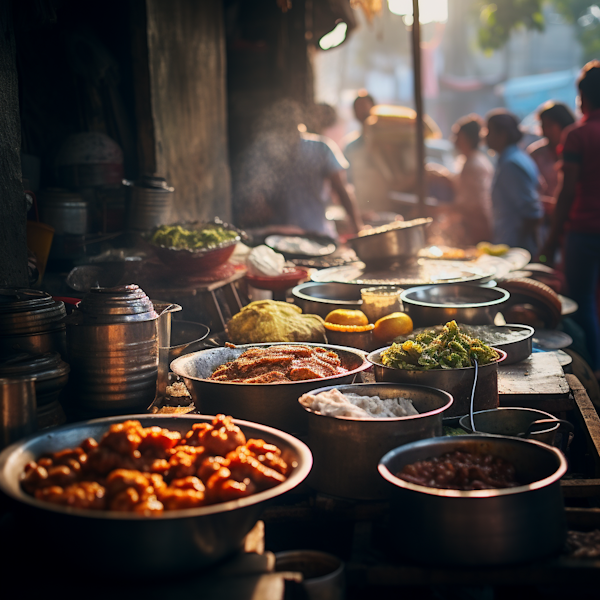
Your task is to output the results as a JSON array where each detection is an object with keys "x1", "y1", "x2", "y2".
[
  {"x1": 123, "y1": 175, "x2": 174, "y2": 192},
  {"x1": 0, "y1": 352, "x2": 70, "y2": 381},
  {"x1": 73, "y1": 284, "x2": 159, "y2": 324},
  {"x1": 0, "y1": 289, "x2": 66, "y2": 335}
]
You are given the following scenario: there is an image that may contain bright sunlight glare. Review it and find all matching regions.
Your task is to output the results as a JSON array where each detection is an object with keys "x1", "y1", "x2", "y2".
[
  {"x1": 319, "y1": 22, "x2": 348, "y2": 50},
  {"x1": 388, "y1": 0, "x2": 448, "y2": 24}
]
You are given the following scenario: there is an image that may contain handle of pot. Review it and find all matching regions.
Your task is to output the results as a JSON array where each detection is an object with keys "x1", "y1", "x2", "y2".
[{"x1": 524, "y1": 419, "x2": 574, "y2": 451}]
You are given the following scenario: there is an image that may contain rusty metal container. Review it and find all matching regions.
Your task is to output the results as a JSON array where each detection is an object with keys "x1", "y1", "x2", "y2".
[
  {"x1": 125, "y1": 176, "x2": 174, "y2": 232},
  {"x1": 65, "y1": 285, "x2": 159, "y2": 414},
  {"x1": 0, "y1": 289, "x2": 67, "y2": 359}
]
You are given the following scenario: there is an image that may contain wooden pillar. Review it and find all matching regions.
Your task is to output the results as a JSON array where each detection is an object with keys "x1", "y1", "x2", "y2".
[
  {"x1": 132, "y1": 0, "x2": 231, "y2": 222},
  {"x1": 0, "y1": 3, "x2": 28, "y2": 287},
  {"x1": 411, "y1": 0, "x2": 426, "y2": 213}
]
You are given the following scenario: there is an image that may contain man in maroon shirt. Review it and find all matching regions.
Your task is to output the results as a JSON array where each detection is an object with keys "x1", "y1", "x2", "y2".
[{"x1": 542, "y1": 60, "x2": 600, "y2": 370}]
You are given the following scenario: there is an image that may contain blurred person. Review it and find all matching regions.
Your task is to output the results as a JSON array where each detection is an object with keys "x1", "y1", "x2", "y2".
[
  {"x1": 427, "y1": 115, "x2": 494, "y2": 246},
  {"x1": 527, "y1": 102, "x2": 576, "y2": 206},
  {"x1": 486, "y1": 110, "x2": 543, "y2": 255},
  {"x1": 541, "y1": 61, "x2": 600, "y2": 370},
  {"x1": 235, "y1": 99, "x2": 363, "y2": 237},
  {"x1": 344, "y1": 91, "x2": 376, "y2": 160}
]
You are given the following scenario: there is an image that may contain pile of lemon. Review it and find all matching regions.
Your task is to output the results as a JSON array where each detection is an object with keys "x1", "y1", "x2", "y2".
[{"x1": 324, "y1": 308, "x2": 413, "y2": 345}]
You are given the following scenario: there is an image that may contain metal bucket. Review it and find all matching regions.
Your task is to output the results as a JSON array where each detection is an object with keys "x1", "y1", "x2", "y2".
[
  {"x1": 125, "y1": 176, "x2": 174, "y2": 232},
  {"x1": 65, "y1": 285, "x2": 159, "y2": 414},
  {"x1": 0, "y1": 289, "x2": 67, "y2": 359}
]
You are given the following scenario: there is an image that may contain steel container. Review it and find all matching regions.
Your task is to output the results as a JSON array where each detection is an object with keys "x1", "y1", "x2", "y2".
[
  {"x1": 302, "y1": 383, "x2": 453, "y2": 499},
  {"x1": 0, "y1": 378, "x2": 37, "y2": 449},
  {"x1": 458, "y1": 407, "x2": 571, "y2": 448},
  {"x1": 38, "y1": 189, "x2": 90, "y2": 235},
  {"x1": 65, "y1": 285, "x2": 159, "y2": 414},
  {"x1": 0, "y1": 289, "x2": 67, "y2": 359},
  {"x1": 0, "y1": 414, "x2": 312, "y2": 576},
  {"x1": 367, "y1": 347, "x2": 506, "y2": 417},
  {"x1": 491, "y1": 324, "x2": 534, "y2": 365},
  {"x1": 378, "y1": 435, "x2": 567, "y2": 565},
  {"x1": 400, "y1": 284, "x2": 510, "y2": 327},
  {"x1": 171, "y1": 343, "x2": 371, "y2": 436},
  {"x1": 292, "y1": 282, "x2": 362, "y2": 319},
  {"x1": 125, "y1": 176, "x2": 174, "y2": 232},
  {"x1": 348, "y1": 218, "x2": 431, "y2": 263}
]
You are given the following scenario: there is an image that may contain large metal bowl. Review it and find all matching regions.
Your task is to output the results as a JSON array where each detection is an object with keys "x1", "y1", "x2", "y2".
[
  {"x1": 378, "y1": 435, "x2": 567, "y2": 565},
  {"x1": 302, "y1": 383, "x2": 453, "y2": 499},
  {"x1": 0, "y1": 414, "x2": 312, "y2": 576},
  {"x1": 292, "y1": 282, "x2": 362, "y2": 319},
  {"x1": 367, "y1": 347, "x2": 507, "y2": 417},
  {"x1": 348, "y1": 218, "x2": 431, "y2": 263},
  {"x1": 171, "y1": 343, "x2": 371, "y2": 435},
  {"x1": 400, "y1": 283, "x2": 510, "y2": 327}
]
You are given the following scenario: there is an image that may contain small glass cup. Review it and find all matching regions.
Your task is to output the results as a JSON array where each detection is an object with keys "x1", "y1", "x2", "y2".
[{"x1": 360, "y1": 286, "x2": 403, "y2": 323}]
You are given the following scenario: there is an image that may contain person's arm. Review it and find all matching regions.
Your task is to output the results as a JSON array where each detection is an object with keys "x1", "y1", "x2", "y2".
[
  {"x1": 329, "y1": 170, "x2": 364, "y2": 234},
  {"x1": 540, "y1": 161, "x2": 579, "y2": 262}
]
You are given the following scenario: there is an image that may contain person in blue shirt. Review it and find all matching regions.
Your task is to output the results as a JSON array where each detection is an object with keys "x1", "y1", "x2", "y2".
[{"x1": 485, "y1": 110, "x2": 543, "y2": 254}]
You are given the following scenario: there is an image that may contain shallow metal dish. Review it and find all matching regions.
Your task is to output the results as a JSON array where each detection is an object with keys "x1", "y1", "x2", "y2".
[
  {"x1": 348, "y1": 218, "x2": 431, "y2": 263},
  {"x1": 302, "y1": 383, "x2": 453, "y2": 499},
  {"x1": 367, "y1": 347, "x2": 506, "y2": 417},
  {"x1": 265, "y1": 233, "x2": 336, "y2": 258},
  {"x1": 400, "y1": 283, "x2": 510, "y2": 327},
  {"x1": 378, "y1": 434, "x2": 567, "y2": 565},
  {"x1": 292, "y1": 282, "x2": 362, "y2": 319},
  {"x1": 171, "y1": 343, "x2": 370, "y2": 435},
  {"x1": 0, "y1": 414, "x2": 312, "y2": 576}
]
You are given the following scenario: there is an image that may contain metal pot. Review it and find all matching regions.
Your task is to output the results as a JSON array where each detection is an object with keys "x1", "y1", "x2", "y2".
[
  {"x1": 168, "y1": 321, "x2": 211, "y2": 362},
  {"x1": 125, "y1": 176, "x2": 174, "y2": 232},
  {"x1": 0, "y1": 414, "x2": 312, "y2": 576},
  {"x1": 458, "y1": 407, "x2": 573, "y2": 448},
  {"x1": 170, "y1": 343, "x2": 370, "y2": 436},
  {"x1": 38, "y1": 188, "x2": 90, "y2": 235},
  {"x1": 378, "y1": 434, "x2": 567, "y2": 565},
  {"x1": 367, "y1": 348, "x2": 506, "y2": 417},
  {"x1": 400, "y1": 284, "x2": 510, "y2": 327},
  {"x1": 65, "y1": 285, "x2": 159, "y2": 414},
  {"x1": 0, "y1": 289, "x2": 67, "y2": 359},
  {"x1": 292, "y1": 282, "x2": 362, "y2": 319},
  {"x1": 348, "y1": 218, "x2": 431, "y2": 263},
  {"x1": 303, "y1": 383, "x2": 453, "y2": 499}
]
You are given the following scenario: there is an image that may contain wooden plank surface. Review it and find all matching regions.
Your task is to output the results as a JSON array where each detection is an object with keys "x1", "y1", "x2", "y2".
[
  {"x1": 498, "y1": 352, "x2": 570, "y2": 398},
  {"x1": 561, "y1": 479, "x2": 600, "y2": 497},
  {"x1": 568, "y1": 373, "x2": 600, "y2": 476}
]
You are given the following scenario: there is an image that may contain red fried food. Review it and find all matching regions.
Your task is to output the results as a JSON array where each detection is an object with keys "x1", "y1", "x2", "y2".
[
  {"x1": 201, "y1": 415, "x2": 246, "y2": 456},
  {"x1": 205, "y1": 467, "x2": 256, "y2": 503},
  {"x1": 99, "y1": 420, "x2": 144, "y2": 455},
  {"x1": 181, "y1": 422, "x2": 213, "y2": 447},
  {"x1": 208, "y1": 345, "x2": 346, "y2": 383},
  {"x1": 168, "y1": 445, "x2": 206, "y2": 479},
  {"x1": 21, "y1": 463, "x2": 49, "y2": 494},
  {"x1": 170, "y1": 476, "x2": 205, "y2": 492},
  {"x1": 105, "y1": 469, "x2": 152, "y2": 498},
  {"x1": 197, "y1": 455, "x2": 229, "y2": 483},
  {"x1": 158, "y1": 484, "x2": 205, "y2": 510},
  {"x1": 226, "y1": 449, "x2": 285, "y2": 490},
  {"x1": 139, "y1": 427, "x2": 181, "y2": 457},
  {"x1": 243, "y1": 439, "x2": 289, "y2": 475},
  {"x1": 86, "y1": 446, "x2": 139, "y2": 475},
  {"x1": 134, "y1": 496, "x2": 164, "y2": 516},
  {"x1": 34, "y1": 482, "x2": 106, "y2": 510}
]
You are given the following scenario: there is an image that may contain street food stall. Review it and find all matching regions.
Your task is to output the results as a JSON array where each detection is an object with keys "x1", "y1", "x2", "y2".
[{"x1": 2, "y1": 214, "x2": 600, "y2": 599}]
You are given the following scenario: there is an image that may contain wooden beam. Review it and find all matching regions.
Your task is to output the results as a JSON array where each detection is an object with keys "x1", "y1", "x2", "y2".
[
  {"x1": 561, "y1": 479, "x2": 600, "y2": 498},
  {"x1": 568, "y1": 374, "x2": 600, "y2": 476},
  {"x1": 411, "y1": 0, "x2": 426, "y2": 213}
]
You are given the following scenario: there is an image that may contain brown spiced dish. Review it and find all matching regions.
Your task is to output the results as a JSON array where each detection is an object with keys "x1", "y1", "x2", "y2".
[
  {"x1": 209, "y1": 344, "x2": 348, "y2": 383},
  {"x1": 397, "y1": 450, "x2": 520, "y2": 491},
  {"x1": 20, "y1": 414, "x2": 292, "y2": 515}
]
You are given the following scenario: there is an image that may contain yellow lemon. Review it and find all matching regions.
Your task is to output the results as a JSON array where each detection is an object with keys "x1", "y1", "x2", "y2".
[
  {"x1": 325, "y1": 309, "x2": 369, "y2": 327},
  {"x1": 373, "y1": 312, "x2": 413, "y2": 344}
]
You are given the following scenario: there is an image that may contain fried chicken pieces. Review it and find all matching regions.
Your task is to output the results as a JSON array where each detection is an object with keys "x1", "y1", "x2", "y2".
[
  {"x1": 209, "y1": 345, "x2": 347, "y2": 383},
  {"x1": 21, "y1": 415, "x2": 291, "y2": 515}
]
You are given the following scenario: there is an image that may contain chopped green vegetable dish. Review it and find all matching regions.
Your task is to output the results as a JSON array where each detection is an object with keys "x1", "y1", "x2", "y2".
[
  {"x1": 150, "y1": 224, "x2": 238, "y2": 250},
  {"x1": 380, "y1": 320, "x2": 499, "y2": 370}
]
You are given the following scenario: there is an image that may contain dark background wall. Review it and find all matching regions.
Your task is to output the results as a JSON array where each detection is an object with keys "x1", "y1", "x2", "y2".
[{"x1": 0, "y1": 3, "x2": 27, "y2": 287}]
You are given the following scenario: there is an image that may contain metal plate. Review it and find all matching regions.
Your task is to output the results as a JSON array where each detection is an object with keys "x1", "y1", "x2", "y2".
[
  {"x1": 265, "y1": 234, "x2": 336, "y2": 257},
  {"x1": 533, "y1": 330, "x2": 573, "y2": 351},
  {"x1": 311, "y1": 260, "x2": 492, "y2": 287}
]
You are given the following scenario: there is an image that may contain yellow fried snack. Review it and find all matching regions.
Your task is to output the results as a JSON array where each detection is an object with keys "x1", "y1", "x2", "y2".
[{"x1": 227, "y1": 301, "x2": 327, "y2": 344}]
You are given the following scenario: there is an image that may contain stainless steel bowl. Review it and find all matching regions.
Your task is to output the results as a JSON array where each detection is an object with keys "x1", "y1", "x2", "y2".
[
  {"x1": 378, "y1": 434, "x2": 567, "y2": 565},
  {"x1": 292, "y1": 282, "x2": 362, "y2": 319},
  {"x1": 171, "y1": 343, "x2": 370, "y2": 435},
  {"x1": 348, "y1": 218, "x2": 431, "y2": 263},
  {"x1": 302, "y1": 383, "x2": 453, "y2": 499},
  {"x1": 0, "y1": 414, "x2": 312, "y2": 576},
  {"x1": 367, "y1": 347, "x2": 506, "y2": 417},
  {"x1": 400, "y1": 284, "x2": 510, "y2": 327}
]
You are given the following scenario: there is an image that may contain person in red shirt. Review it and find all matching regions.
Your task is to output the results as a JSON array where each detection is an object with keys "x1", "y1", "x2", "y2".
[{"x1": 541, "y1": 61, "x2": 600, "y2": 370}]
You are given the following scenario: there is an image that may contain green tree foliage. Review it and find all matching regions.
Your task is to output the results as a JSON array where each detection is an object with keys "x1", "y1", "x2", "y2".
[
  {"x1": 474, "y1": 1, "x2": 545, "y2": 51},
  {"x1": 553, "y1": 1, "x2": 600, "y2": 63}
]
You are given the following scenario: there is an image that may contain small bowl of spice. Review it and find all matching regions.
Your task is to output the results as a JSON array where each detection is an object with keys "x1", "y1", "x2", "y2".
[{"x1": 323, "y1": 309, "x2": 374, "y2": 351}]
